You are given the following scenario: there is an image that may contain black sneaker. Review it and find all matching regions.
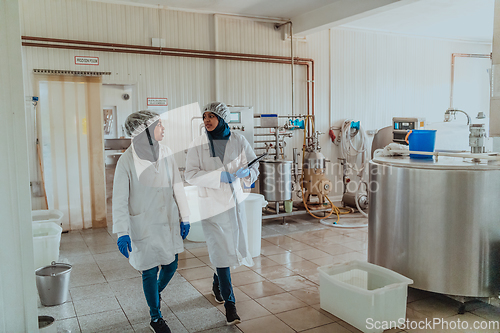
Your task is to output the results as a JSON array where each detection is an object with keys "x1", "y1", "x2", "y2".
[
  {"x1": 212, "y1": 284, "x2": 224, "y2": 304},
  {"x1": 225, "y1": 302, "x2": 241, "y2": 325},
  {"x1": 149, "y1": 318, "x2": 171, "y2": 333}
]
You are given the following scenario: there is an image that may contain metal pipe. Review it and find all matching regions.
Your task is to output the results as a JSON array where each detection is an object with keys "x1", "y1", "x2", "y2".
[
  {"x1": 444, "y1": 109, "x2": 471, "y2": 125},
  {"x1": 275, "y1": 127, "x2": 280, "y2": 160},
  {"x1": 450, "y1": 53, "x2": 492, "y2": 109},
  {"x1": 311, "y1": 60, "x2": 315, "y2": 137},
  {"x1": 22, "y1": 35, "x2": 316, "y2": 132},
  {"x1": 22, "y1": 41, "x2": 310, "y2": 66},
  {"x1": 21, "y1": 36, "x2": 314, "y2": 63},
  {"x1": 254, "y1": 115, "x2": 315, "y2": 118},
  {"x1": 390, "y1": 149, "x2": 500, "y2": 161},
  {"x1": 290, "y1": 22, "x2": 294, "y2": 118},
  {"x1": 272, "y1": 21, "x2": 294, "y2": 117},
  {"x1": 254, "y1": 139, "x2": 285, "y2": 143}
]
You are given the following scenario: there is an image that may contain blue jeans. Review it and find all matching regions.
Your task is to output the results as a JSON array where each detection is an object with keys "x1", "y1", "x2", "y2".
[
  {"x1": 213, "y1": 267, "x2": 235, "y2": 306},
  {"x1": 142, "y1": 254, "x2": 178, "y2": 321}
]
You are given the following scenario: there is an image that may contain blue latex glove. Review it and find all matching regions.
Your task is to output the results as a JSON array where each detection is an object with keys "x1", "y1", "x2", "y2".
[
  {"x1": 117, "y1": 235, "x2": 132, "y2": 258},
  {"x1": 235, "y1": 168, "x2": 250, "y2": 178},
  {"x1": 180, "y1": 222, "x2": 190, "y2": 240},
  {"x1": 220, "y1": 171, "x2": 235, "y2": 184}
]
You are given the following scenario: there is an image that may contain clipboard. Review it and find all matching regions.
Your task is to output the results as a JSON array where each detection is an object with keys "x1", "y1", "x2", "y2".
[{"x1": 247, "y1": 153, "x2": 268, "y2": 168}]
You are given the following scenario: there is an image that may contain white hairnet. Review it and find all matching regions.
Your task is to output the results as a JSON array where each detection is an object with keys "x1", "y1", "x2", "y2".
[
  {"x1": 125, "y1": 110, "x2": 160, "y2": 137},
  {"x1": 203, "y1": 102, "x2": 231, "y2": 124}
]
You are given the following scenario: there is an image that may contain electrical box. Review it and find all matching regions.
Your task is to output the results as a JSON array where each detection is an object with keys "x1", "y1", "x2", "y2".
[
  {"x1": 228, "y1": 106, "x2": 254, "y2": 149},
  {"x1": 392, "y1": 117, "x2": 425, "y2": 144},
  {"x1": 260, "y1": 114, "x2": 279, "y2": 128}
]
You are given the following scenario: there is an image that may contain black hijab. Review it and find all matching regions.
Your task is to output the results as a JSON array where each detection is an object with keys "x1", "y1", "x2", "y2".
[{"x1": 206, "y1": 115, "x2": 231, "y2": 162}]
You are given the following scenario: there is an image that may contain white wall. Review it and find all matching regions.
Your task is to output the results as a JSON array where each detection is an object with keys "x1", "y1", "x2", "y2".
[
  {"x1": 327, "y1": 28, "x2": 492, "y2": 193},
  {"x1": 330, "y1": 28, "x2": 491, "y2": 129},
  {"x1": 0, "y1": 0, "x2": 38, "y2": 331},
  {"x1": 20, "y1": 0, "x2": 493, "y2": 209}
]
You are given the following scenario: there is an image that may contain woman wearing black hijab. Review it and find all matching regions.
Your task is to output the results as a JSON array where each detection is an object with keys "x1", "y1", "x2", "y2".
[{"x1": 185, "y1": 102, "x2": 260, "y2": 325}]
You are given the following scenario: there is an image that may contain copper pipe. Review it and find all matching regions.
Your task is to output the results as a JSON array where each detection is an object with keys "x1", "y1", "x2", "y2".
[
  {"x1": 22, "y1": 36, "x2": 315, "y2": 128},
  {"x1": 306, "y1": 63, "x2": 310, "y2": 118},
  {"x1": 21, "y1": 36, "x2": 313, "y2": 63},
  {"x1": 311, "y1": 60, "x2": 315, "y2": 137},
  {"x1": 22, "y1": 42, "x2": 309, "y2": 66}
]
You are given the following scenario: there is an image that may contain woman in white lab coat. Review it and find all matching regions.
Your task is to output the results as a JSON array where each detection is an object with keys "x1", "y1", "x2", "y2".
[
  {"x1": 185, "y1": 102, "x2": 259, "y2": 325},
  {"x1": 113, "y1": 110, "x2": 190, "y2": 333}
]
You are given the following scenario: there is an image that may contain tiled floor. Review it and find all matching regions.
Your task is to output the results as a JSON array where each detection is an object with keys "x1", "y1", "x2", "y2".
[{"x1": 38, "y1": 214, "x2": 500, "y2": 333}]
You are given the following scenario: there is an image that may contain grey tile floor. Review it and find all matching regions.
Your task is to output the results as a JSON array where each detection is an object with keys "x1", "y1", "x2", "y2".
[{"x1": 38, "y1": 214, "x2": 500, "y2": 333}]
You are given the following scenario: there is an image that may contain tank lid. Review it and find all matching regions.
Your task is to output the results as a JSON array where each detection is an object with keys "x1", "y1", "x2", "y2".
[{"x1": 372, "y1": 155, "x2": 500, "y2": 170}]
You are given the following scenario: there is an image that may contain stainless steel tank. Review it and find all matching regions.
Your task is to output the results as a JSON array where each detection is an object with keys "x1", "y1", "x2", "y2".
[
  {"x1": 368, "y1": 155, "x2": 500, "y2": 297},
  {"x1": 303, "y1": 151, "x2": 332, "y2": 204},
  {"x1": 303, "y1": 151, "x2": 326, "y2": 169},
  {"x1": 259, "y1": 160, "x2": 292, "y2": 202}
]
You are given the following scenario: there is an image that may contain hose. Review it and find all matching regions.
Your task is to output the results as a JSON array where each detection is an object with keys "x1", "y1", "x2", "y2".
[{"x1": 339, "y1": 119, "x2": 367, "y2": 177}]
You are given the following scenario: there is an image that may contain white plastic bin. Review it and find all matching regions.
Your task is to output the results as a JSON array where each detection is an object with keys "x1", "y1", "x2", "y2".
[
  {"x1": 243, "y1": 193, "x2": 267, "y2": 257},
  {"x1": 32, "y1": 222, "x2": 63, "y2": 270},
  {"x1": 184, "y1": 186, "x2": 205, "y2": 242},
  {"x1": 318, "y1": 260, "x2": 413, "y2": 333},
  {"x1": 32, "y1": 209, "x2": 63, "y2": 227}
]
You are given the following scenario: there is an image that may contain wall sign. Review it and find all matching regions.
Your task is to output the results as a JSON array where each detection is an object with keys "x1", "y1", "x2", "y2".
[
  {"x1": 147, "y1": 98, "x2": 168, "y2": 106},
  {"x1": 75, "y1": 56, "x2": 99, "y2": 65}
]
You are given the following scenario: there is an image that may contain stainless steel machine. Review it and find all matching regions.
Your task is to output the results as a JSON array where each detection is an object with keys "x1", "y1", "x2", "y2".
[
  {"x1": 303, "y1": 131, "x2": 332, "y2": 205},
  {"x1": 258, "y1": 114, "x2": 294, "y2": 212},
  {"x1": 259, "y1": 160, "x2": 292, "y2": 203},
  {"x1": 368, "y1": 154, "x2": 500, "y2": 299}
]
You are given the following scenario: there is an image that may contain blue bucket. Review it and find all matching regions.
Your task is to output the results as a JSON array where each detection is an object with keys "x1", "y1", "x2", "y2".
[{"x1": 405, "y1": 130, "x2": 436, "y2": 159}]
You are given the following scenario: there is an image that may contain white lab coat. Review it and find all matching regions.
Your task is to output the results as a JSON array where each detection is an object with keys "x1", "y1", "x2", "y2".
[
  {"x1": 185, "y1": 132, "x2": 259, "y2": 268},
  {"x1": 113, "y1": 144, "x2": 190, "y2": 271}
]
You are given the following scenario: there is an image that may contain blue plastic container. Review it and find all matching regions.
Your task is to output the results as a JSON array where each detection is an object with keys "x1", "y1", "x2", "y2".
[{"x1": 405, "y1": 130, "x2": 436, "y2": 159}]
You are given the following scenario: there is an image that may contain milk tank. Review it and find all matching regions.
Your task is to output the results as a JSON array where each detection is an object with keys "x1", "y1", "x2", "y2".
[{"x1": 368, "y1": 154, "x2": 500, "y2": 297}]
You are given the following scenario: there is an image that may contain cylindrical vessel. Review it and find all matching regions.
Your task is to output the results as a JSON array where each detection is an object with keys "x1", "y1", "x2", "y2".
[
  {"x1": 259, "y1": 160, "x2": 292, "y2": 202},
  {"x1": 36, "y1": 262, "x2": 72, "y2": 306},
  {"x1": 368, "y1": 156, "x2": 500, "y2": 297},
  {"x1": 303, "y1": 151, "x2": 331, "y2": 203},
  {"x1": 303, "y1": 151, "x2": 326, "y2": 169}
]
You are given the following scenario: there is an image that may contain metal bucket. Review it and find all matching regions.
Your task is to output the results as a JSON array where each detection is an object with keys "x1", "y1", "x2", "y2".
[{"x1": 35, "y1": 262, "x2": 72, "y2": 306}]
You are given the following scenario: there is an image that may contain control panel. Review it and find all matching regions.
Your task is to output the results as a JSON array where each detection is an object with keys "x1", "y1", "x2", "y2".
[
  {"x1": 392, "y1": 117, "x2": 425, "y2": 144},
  {"x1": 228, "y1": 106, "x2": 254, "y2": 148}
]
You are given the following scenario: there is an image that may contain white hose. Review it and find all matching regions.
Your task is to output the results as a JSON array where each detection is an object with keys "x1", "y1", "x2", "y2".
[
  {"x1": 319, "y1": 218, "x2": 368, "y2": 228},
  {"x1": 339, "y1": 119, "x2": 368, "y2": 176}
]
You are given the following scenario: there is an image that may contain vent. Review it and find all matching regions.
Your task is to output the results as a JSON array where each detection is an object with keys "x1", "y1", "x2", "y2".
[{"x1": 33, "y1": 69, "x2": 111, "y2": 76}]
